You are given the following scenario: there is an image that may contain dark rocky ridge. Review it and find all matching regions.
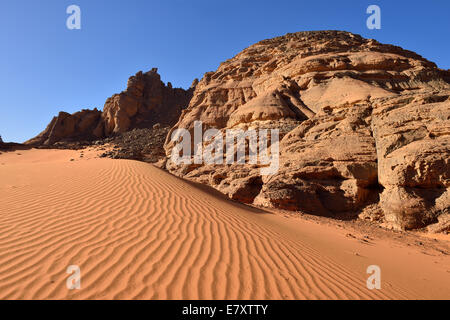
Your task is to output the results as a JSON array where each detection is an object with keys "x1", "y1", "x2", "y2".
[{"x1": 98, "y1": 125, "x2": 170, "y2": 163}]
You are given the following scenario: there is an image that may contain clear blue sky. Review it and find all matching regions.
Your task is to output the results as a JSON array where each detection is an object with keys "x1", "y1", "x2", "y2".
[{"x1": 1, "y1": 0, "x2": 449, "y2": 142}]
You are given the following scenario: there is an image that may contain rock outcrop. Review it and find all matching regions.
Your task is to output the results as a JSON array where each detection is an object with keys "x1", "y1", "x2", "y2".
[
  {"x1": 164, "y1": 30, "x2": 450, "y2": 230},
  {"x1": 26, "y1": 68, "x2": 195, "y2": 146},
  {"x1": 373, "y1": 92, "x2": 450, "y2": 229},
  {"x1": 101, "y1": 68, "x2": 195, "y2": 136},
  {"x1": 26, "y1": 109, "x2": 103, "y2": 146}
]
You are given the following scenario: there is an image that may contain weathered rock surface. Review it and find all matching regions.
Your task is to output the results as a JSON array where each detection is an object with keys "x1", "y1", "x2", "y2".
[
  {"x1": 102, "y1": 68, "x2": 194, "y2": 136},
  {"x1": 26, "y1": 109, "x2": 103, "y2": 145},
  {"x1": 26, "y1": 68, "x2": 195, "y2": 146},
  {"x1": 164, "y1": 30, "x2": 450, "y2": 230},
  {"x1": 372, "y1": 92, "x2": 450, "y2": 229}
]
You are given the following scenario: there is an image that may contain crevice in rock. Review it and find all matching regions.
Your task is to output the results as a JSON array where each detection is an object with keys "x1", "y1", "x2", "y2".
[{"x1": 230, "y1": 175, "x2": 264, "y2": 204}]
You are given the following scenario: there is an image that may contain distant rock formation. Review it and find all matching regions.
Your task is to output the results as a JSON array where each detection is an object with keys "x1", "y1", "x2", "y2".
[
  {"x1": 164, "y1": 30, "x2": 450, "y2": 231},
  {"x1": 26, "y1": 68, "x2": 195, "y2": 146},
  {"x1": 101, "y1": 68, "x2": 195, "y2": 136},
  {"x1": 26, "y1": 109, "x2": 103, "y2": 146},
  {"x1": 0, "y1": 136, "x2": 29, "y2": 151}
]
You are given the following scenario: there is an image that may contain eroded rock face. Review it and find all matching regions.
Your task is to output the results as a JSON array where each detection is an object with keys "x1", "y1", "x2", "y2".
[
  {"x1": 25, "y1": 109, "x2": 103, "y2": 145},
  {"x1": 255, "y1": 102, "x2": 379, "y2": 216},
  {"x1": 372, "y1": 92, "x2": 450, "y2": 229},
  {"x1": 164, "y1": 30, "x2": 450, "y2": 230},
  {"x1": 26, "y1": 68, "x2": 195, "y2": 146},
  {"x1": 102, "y1": 68, "x2": 194, "y2": 135}
]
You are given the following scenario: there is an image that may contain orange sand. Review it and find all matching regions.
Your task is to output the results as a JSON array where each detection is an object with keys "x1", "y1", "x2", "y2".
[{"x1": 0, "y1": 148, "x2": 448, "y2": 300}]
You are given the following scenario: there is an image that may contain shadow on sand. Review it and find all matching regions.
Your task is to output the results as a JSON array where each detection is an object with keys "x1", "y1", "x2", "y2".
[{"x1": 150, "y1": 164, "x2": 272, "y2": 216}]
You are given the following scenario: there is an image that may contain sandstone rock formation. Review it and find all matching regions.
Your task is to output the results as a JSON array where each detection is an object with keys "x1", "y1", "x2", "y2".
[
  {"x1": 26, "y1": 68, "x2": 195, "y2": 146},
  {"x1": 164, "y1": 30, "x2": 450, "y2": 230},
  {"x1": 26, "y1": 109, "x2": 103, "y2": 145},
  {"x1": 373, "y1": 92, "x2": 450, "y2": 229},
  {"x1": 101, "y1": 68, "x2": 194, "y2": 136}
]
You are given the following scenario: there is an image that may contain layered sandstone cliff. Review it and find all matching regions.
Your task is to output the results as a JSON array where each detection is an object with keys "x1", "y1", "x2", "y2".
[
  {"x1": 26, "y1": 68, "x2": 194, "y2": 145},
  {"x1": 164, "y1": 31, "x2": 450, "y2": 230}
]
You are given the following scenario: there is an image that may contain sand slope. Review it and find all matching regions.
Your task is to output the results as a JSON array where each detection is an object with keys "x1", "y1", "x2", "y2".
[{"x1": 0, "y1": 149, "x2": 448, "y2": 300}]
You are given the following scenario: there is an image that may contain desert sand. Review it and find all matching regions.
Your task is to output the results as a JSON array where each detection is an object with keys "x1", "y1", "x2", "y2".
[{"x1": 0, "y1": 148, "x2": 448, "y2": 300}]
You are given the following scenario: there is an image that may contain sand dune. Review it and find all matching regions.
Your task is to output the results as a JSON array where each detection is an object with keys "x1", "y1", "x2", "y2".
[{"x1": 0, "y1": 149, "x2": 448, "y2": 300}]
